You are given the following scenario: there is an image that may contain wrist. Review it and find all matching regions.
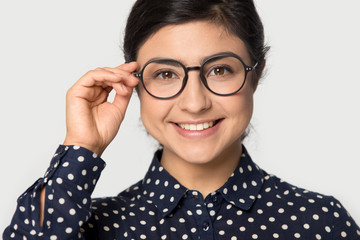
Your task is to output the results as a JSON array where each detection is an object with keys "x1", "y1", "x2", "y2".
[{"x1": 63, "y1": 138, "x2": 105, "y2": 156}]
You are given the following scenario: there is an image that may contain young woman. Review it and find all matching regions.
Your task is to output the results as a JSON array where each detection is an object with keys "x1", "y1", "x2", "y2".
[{"x1": 3, "y1": 0, "x2": 360, "y2": 239}]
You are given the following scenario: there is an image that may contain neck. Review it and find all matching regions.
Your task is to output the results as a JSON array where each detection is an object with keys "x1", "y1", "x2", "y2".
[{"x1": 161, "y1": 142, "x2": 242, "y2": 199}]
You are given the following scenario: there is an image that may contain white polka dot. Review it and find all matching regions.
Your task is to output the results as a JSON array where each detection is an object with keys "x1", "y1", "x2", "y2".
[
  {"x1": 57, "y1": 217, "x2": 64, "y2": 223},
  {"x1": 313, "y1": 214, "x2": 319, "y2": 220},
  {"x1": 341, "y1": 231, "x2": 347, "y2": 238},
  {"x1": 19, "y1": 206, "x2": 25, "y2": 212},
  {"x1": 65, "y1": 228, "x2": 72, "y2": 234},
  {"x1": 252, "y1": 234, "x2": 258, "y2": 239},
  {"x1": 50, "y1": 235, "x2": 57, "y2": 240},
  {"x1": 295, "y1": 233, "x2": 301, "y2": 238},
  {"x1": 69, "y1": 209, "x2": 76, "y2": 215},
  {"x1": 316, "y1": 234, "x2": 322, "y2": 240},
  {"x1": 81, "y1": 170, "x2": 87, "y2": 176},
  {"x1": 182, "y1": 234, "x2": 188, "y2": 239},
  {"x1": 59, "y1": 198, "x2": 65, "y2": 204},
  {"x1": 93, "y1": 166, "x2": 98, "y2": 172},
  {"x1": 56, "y1": 178, "x2": 63, "y2": 184},
  {"x1": 219, "y1": 230, "x2": 225, "y2": 235},
  {"x1": 248, "y1": 217, "x2": 254, "y2": 223},
  {"x1": 227, "y1": 220, "x2": 233, "y2": 225},
  {"x1": 303, "y1": 223, "x2": 310, "y2": 229},
  {"x1": 103, "y1": 226, "x2": 110, "y2": 231},
  {"x1": 174, "y1": 184, "x2": 180, "y2": 189},
  {"x1": 240, "y1": 226, "x2": 246, "y2": 232},
  {"x1": 269, "y1": 217, "x2": 275, "y2": 222},
  {"x1": 78, "y1": 156, "x2": 84, "y2": 162},
  {"x1": 62, "y1": 162, "x2": 69, "y2": 167},
  {"x1": 282, "y1": 224, "x2": 288, "y2": 230},
  {"x1": 273, "y1": 233, "x2": 279, "y2": 238},
  {"x1": 260, "y1": 225, "x2": 267, "y2": 230}
]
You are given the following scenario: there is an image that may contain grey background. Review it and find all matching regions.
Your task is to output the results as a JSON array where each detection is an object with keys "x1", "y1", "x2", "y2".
[{"x1": 1, "y1": 0, "x2": 359, "y2": 231}]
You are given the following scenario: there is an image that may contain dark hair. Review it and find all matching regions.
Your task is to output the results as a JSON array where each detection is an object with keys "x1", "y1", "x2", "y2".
[{"x1": 123, "y1": 0, "x2": 269, "y2": 87}]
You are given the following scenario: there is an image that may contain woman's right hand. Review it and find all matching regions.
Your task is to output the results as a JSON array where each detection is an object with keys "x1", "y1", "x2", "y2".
[{"x1": 63, "y1": 62, "x2": 139, "y2": 156}]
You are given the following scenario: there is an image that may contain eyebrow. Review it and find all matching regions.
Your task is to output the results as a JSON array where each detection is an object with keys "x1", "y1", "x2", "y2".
[{"x1": 143, "y1": 51, "x2": 239, "y2": 67}]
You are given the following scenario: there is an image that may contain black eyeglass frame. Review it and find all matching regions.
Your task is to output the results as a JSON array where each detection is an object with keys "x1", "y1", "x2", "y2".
[{"x1": 134, "y1": 52, "x2": 258, "y2": 100}]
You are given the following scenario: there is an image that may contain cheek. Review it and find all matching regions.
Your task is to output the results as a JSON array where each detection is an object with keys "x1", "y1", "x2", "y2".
[
  {"x1": 225, "y1": 89, "x2": 254, "y2": 123},
  {"x1": 139, "y1": 93, "x2": 172, "y2": 136}
]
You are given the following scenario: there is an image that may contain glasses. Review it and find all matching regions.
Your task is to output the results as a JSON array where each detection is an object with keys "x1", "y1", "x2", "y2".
[{"x1": 134, "y1": 52, "x2": 257, "y2": 99}]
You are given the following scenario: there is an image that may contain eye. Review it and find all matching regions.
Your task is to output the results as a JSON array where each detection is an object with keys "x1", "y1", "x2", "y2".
[
  {"x1": 209, "y1": 66, "x2": 230, "y2": 76},
  {"x1": 156, "y1": 71, "x2": 177, "y2": 79}
]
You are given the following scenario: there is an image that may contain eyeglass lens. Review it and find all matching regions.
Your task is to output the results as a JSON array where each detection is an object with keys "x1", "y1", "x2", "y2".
[{"x1": 141, "y1": 56, "x2": 246, "y2": 99}]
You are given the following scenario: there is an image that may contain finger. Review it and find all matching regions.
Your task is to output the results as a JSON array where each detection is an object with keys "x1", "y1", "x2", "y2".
[
  {"x1": 115, "y1": 61, "x2": 139, "y2": 72},
  {"x1": 111, "y1": 85, "x2": 134, "y2": 113},
  {"x1": 76, "y1": 69, "x2": 138, "y2": 89}
]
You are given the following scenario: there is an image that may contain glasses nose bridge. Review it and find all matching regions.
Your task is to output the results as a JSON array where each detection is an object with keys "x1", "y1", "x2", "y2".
[
  {"x1": 186, "y1": 66, "x2": 201, "y2": 72},
  {"x1": 184, "y1": 65, "x2": 202, "y2": 82}
]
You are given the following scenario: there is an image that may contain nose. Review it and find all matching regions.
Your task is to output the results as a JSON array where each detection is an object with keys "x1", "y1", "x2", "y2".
[{"x1": 177, "y1": 70, "x2": 212, "y2": 113}]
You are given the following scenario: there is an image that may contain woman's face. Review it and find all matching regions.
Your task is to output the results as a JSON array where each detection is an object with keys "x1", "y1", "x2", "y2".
[{"x1": 137, "y1": 21, "x2": 256, "y2": 165}]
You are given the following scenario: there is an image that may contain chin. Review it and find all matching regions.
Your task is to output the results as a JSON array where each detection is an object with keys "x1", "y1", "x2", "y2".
[{"x1": 172, "y1": 145, "x2": 222, "y2": 165}]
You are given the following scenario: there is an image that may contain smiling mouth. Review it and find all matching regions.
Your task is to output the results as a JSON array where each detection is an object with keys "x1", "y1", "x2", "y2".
[{"x1": 175, "y1": 120, "x2": 221, "y2": 131}]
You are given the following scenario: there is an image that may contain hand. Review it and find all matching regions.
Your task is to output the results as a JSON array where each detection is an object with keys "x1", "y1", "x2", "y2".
[{"x1": 63, "y1": 62, "x2": 139, "y2": 155}]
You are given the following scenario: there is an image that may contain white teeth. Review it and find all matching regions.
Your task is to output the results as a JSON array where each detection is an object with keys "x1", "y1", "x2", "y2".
[{"x1": 179, "y1": 121, "x2": 216, "y2": 131}]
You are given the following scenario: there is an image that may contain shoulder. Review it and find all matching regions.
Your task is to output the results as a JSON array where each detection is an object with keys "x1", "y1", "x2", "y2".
[{"x1": 260, "y1": 172, "x2": 360, "y2": 238}]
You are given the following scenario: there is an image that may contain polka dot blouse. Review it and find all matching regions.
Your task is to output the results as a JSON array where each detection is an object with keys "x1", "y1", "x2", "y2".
[{"x1": 3, "y1": 145, "x2": 360, "y2": 239}]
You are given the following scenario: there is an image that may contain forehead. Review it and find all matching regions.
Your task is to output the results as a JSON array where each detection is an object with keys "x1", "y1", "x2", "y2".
[{"x1": 137, "y1": 21, "x2": 251, "y2": 66}]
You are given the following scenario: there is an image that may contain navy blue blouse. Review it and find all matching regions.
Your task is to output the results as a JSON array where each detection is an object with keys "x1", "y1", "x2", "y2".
[{"x1": 3, "y1": 145, "x2": 360, "y2": 239}]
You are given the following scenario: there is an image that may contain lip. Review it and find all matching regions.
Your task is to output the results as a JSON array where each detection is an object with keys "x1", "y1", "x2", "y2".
[{"x1": 171, "y1": 118, "x2": 224, "y2": 139}]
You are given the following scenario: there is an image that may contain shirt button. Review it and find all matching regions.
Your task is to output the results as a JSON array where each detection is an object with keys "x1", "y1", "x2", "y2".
[
  {"x1": 212, "y1": 196, "x2": 218, "y2": 202},
  {"x1": 202, "y1": 222, "x2": 209, "y2": 231}
]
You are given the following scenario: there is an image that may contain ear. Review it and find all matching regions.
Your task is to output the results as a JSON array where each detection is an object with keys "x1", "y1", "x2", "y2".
[{"x1": 252, "y1": 60, "x2": 266, "y2": 93}]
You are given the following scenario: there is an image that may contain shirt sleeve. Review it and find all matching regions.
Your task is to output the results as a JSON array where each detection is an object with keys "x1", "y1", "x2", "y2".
[
  {"x1": 331, "y1": 196, "x2": 360, "y2": 239},
  {"x1": 2, "y1": 145, "x2": 106, "y2": 240}
]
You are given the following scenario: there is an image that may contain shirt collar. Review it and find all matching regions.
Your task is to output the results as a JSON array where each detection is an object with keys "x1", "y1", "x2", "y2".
[
  {"x1": 218, "y1": 146, "x2": 264, "y2": 211},
  {"x1": 142, "y1": 146, "x2": 264, "y2": 217}
]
